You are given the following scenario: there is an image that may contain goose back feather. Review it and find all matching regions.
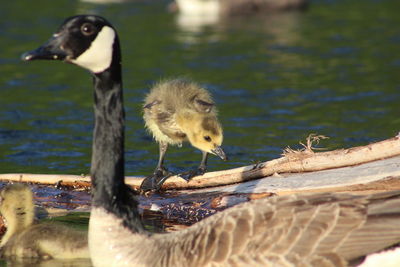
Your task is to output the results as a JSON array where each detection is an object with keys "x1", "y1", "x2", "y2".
[{"x1": 90, "y1": 190, "x2": 400, "y2": 266}]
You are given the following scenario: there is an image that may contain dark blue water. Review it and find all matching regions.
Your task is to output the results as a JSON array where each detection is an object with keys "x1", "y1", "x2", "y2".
[{"x1": 1, "y1": 0, "x2": 400, "y2": 178}]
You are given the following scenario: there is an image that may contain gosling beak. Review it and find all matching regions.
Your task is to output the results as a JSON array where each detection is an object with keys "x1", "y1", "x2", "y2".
[
  {"x1": 211, "y1": 146, "x2": 227, "y2": 161},
  {"x1": 21, "y1": 34, "x2": 67, "y2": 62}
]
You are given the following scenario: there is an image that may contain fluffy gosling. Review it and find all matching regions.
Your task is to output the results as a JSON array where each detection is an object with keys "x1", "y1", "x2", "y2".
[
  {"x1": 0, "y1": 184, "x2": 89, "y2": 260},
  {"x1": 141, "y1": 79, "x2": 226, "y2": 191}
]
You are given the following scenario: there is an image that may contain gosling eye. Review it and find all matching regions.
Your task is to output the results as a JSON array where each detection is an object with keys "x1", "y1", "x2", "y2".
[
  {"x1": 204, "y1": 136, "x2": 212, "y2": 142},
  {"x1": 81, "y1": 23, "x2": 96, "y2": 36}
]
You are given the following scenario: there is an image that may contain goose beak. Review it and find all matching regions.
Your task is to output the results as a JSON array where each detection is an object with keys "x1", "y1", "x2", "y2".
[
  {"x1": 21, "y1": 34, "x2": 67, "y2": 62},
  {"x1": 211, "y1": 146, "x2": 227, "y2": 161}
]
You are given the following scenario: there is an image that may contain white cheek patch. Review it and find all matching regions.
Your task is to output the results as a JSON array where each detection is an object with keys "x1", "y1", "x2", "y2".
[{"x1": 71, "y1": 26, "x2": 115, "y2": 73}]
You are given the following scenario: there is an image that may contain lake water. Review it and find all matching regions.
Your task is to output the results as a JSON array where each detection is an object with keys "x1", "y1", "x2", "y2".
[{"x1": 1, "y1": 0, "x2": 400, "y2": 177}]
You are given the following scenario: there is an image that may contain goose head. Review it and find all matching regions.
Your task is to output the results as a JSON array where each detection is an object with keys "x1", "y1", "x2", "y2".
[
  {"x1": 21, "y1": 15, "x2": 119, "y2": 74},
  {"x1": 21, "y1": 15, "x2": 131, "y2": 227}
]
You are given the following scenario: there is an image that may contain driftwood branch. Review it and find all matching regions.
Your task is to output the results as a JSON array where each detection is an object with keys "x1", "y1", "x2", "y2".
[
  {"x1": 1, "y1": 136, "x2": 400, "y2": 190},
  {"x1": 0, "y1": 173, "x2": 92, "y2": 187},
  {"x1": 161, "y1": 136, "x2": 400, "y2": 189}
]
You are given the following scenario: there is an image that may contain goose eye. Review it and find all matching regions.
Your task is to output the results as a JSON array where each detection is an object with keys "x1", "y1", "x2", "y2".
[
  {"x1": 81, "y1": 23, "x2": 95, "y2": 36},
  {"x1": 204, "y1": 136, "x2": 211, "y2": 142}
]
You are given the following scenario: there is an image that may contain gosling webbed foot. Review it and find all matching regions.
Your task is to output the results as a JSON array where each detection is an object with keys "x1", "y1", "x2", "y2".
[
  {"x1": 178, "y1": 166, "x2": 207, "y2": 182},
  {"x1": 139, "y1": 168, "x2": 175, "y2": 193}
]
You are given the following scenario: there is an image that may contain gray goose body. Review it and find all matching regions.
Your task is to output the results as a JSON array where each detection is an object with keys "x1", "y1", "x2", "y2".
[
  {"x1": 22, "y1": 15, "x2": 400, "y2": 267},
  {"x1": 90, "y1": 190, "x2": 400, "y2": 267}
]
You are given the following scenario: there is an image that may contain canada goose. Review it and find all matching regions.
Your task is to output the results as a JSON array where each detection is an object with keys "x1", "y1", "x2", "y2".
[
  {"x1": 22, "y1": 15, "x2": 400, "y2": 267},
  {"x1": 141, "y1": 79, "x2": 226, "y2": 191},
  {"x1": 0, "y1": 183, "x2": 89, "y2": 260}
]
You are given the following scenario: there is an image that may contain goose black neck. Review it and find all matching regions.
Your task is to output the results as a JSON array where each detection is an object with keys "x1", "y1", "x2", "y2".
[
  {"x1": 90, "y1": 65, "x2": 124, "y2": 205},
  {"x1": 90, "y1": 39, "x2": 145, "y2": 233}
]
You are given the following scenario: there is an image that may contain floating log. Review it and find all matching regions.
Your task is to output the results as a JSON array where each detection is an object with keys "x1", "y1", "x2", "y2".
[{"x1": 1, "y1": 136, "x2": 400, "y2": 193}]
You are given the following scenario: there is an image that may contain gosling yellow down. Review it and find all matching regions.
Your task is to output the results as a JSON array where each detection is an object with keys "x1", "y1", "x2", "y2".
[
  {"x1": 0, "y1": 184, "x2": 89, "y2": 260},
  {"x1": 141, "y1": 79, "x2": 226, "y2": 191}
]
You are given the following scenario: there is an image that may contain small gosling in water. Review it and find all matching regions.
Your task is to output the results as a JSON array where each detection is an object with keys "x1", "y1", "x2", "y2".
[
  {"x1": 0, "y1": 184, "x2": 89, "y2": 260},
  {"x1": 141, "y1": 79, "x2": 226, "y2": 191}
]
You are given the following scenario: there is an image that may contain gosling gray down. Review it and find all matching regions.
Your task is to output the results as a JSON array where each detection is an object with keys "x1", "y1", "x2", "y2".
[
  {"x1": 0, "y1": 184, "x2": 89, "y2": 260},
  {"x1": 141, "y1": 79, "x2": 226, "y2": 191}
]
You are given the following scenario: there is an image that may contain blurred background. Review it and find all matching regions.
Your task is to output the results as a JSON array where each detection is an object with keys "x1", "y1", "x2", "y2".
[{"x1": 1, "y1": 0, "x2": 400, "y2": 177}]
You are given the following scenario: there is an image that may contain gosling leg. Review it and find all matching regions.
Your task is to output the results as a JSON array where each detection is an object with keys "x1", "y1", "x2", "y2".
[
  {"x1": 140, "y1": 142, "x2": 174, "y2": 192},
  {"x1": 179, "y1": 151, "x2": 208, "y2": 181}
]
